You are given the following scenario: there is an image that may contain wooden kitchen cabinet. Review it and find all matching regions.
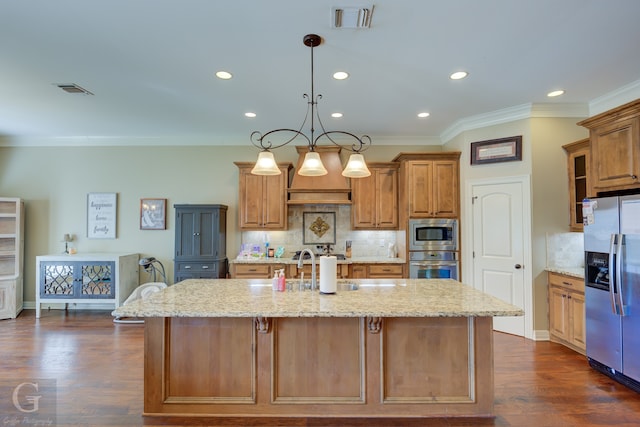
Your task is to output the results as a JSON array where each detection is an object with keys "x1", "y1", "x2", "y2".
[
  {"x1": 548, "y1": 271, "x2": 585, "y2": 354},
  {"x1": 231, "y1": 263, "x2": 295, "y2": 279},
  {"x1": 578, "y1": 99, "x2": 640, "y2": 194},
  {"x1": 235, "y1": 162, "x2": 292, "y2": 230},
  {"x1": 349, "y1": 263, "x2": 404, "y2": 278},
  {"x1": 351, "y1": 163, "x2": 399, "y2": 229},
  {"x1": 393, "y1": 152, "x2": 461, "y2": 219},
  {"x1": 563, "y1": 138, "x2": 591, "y2": 231}
]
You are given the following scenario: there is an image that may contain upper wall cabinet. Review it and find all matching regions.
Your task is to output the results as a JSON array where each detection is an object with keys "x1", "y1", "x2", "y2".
[
  {"x1": 578, "y1": 99, "x2": 640, "y2": 194},
  {"x1": 393, "y1": 152, "x2": 461, "y2": 219},
  {"x1": 351, "y1": 162, "x2": 399, "y2": 230},
  {"x1": 235, "y1": 162, "x2": 292, "y2": 230},
  {"x1": 563, "y1": 138, "x2": 590, "y2": 231}
]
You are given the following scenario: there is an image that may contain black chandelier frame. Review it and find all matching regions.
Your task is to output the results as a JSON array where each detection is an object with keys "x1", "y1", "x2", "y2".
[{"x1": 250, "y1": 34, "x2": 372, "y2": 155}]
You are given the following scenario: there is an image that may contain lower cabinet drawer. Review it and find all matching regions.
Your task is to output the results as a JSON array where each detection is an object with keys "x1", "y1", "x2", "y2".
[
  {"x1": 368, "y1": 264, "x2": 404, "y2": 278},
  {"x1": 176, "y1": 262, "x2": 217, "y2": 274},
  {"x1": 233, "y1": 264, "x2": 271, "y2": 278}
]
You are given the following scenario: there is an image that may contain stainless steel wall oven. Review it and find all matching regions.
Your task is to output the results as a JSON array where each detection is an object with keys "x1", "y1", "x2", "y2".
[
  {"x1": 409, "y1": 251, "x2": 459, "y2": 280},
  {"x1": 408, "y1": 218, "x2": 459, "y2": 280},
  {"x1": 409, "y1": 218, "x2": 458, "y2": 251}
]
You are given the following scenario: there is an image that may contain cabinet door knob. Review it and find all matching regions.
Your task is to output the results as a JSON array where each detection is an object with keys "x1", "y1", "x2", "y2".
[
  {"x1": 632, "y1": 175, "x2": 638, "y2": 180},
  {"x1": 515, "y1": 264, "x2": 522, "y2": 269}
]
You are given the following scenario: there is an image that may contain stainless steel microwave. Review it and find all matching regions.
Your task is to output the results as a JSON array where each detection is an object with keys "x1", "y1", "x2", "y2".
[{"x1": 409, "y1": 218, "x2": 458, "y2": 251}]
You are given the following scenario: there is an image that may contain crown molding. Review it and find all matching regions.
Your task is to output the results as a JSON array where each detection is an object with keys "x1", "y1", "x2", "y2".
[
  {"x1": 589, "y1": 79, "x2": 640, "y2": 116},
  {"x1": 440, "y1": 102, "x2": 589, "y2": 143}
]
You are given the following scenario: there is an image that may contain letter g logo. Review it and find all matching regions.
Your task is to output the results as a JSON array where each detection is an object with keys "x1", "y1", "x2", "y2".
[{"x1": 12, "y1": 382, "x2": 41, "y2": 413}]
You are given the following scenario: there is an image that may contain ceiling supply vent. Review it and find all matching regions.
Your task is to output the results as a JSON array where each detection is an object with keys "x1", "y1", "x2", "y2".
[
  {"x1": 55, "y1": 83, "x2": 94, "y2": 95},
  {"x1": 331, "y1": 6, "x2": 374, "y2": 29}
]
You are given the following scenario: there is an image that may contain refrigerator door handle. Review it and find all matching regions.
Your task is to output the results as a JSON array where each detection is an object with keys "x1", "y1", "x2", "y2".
[
  {"x1": 609, "y1": 234, "x2": 619, "y2": 315},
  {"x1": 616, "y1": 233, "x2": 626, "y2": 316}
]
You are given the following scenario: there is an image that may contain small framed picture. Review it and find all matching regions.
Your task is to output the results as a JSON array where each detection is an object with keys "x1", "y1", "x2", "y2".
[
  {"x1": 471, "y1": 136, "x2": 522, "y2": 165},
  {"x1": 87, "y1": 192, "x2": 117, "y2": 239},
  {"x1": 303, "y1": 211, "x2": 336, "y2": 245},
  {"x1": 140, "y1": 198, "x2": 166, "y2": 230}
]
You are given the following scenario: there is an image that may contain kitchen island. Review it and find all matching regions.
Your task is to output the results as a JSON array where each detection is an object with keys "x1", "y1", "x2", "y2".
[{"x1": 112, "y1": 278, "x2": 523, "y2": 421}]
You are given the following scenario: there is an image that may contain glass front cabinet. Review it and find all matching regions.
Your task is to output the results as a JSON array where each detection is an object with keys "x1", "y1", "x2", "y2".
[{"x1": 35, "y1": 253, "x2": 138, "y2": 318}]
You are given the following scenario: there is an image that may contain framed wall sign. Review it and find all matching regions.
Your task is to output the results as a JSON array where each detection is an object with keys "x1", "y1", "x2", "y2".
[
  {"x1": 140, "y1": 198, "x2": 167, "y2": 230},
  {"x1": 471, "y1": 136, "x2": 522, "y2": 165},
  {"x1": 87, "y1": 192, "x2": 117, "y2": 239},
  {"x1": 303, "y1": 212, "x2": 336, "y2": 245}
]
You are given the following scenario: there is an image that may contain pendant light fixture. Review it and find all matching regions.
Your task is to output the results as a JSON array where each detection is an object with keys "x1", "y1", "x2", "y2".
[{"x1": 250, "y1": 34, "x2": 371, "y2": 178}]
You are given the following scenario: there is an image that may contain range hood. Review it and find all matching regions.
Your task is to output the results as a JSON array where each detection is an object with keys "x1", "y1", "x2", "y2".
[{"x1": 288, "y1": 146, "x2": 351, "y2": 205}]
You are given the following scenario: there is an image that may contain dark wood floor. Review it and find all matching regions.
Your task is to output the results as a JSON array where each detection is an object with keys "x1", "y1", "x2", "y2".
[{"x1": 1, "y1": 310, "x2": 639, "y2": 427}]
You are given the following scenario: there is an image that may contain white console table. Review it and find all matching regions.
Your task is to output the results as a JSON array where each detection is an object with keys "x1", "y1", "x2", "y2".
[{"x1": 35, "y1": 253, "x2": 138, "y2": 318}]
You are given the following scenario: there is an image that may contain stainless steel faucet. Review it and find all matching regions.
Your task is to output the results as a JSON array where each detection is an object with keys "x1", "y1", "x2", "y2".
[{"x1": 297, "y1": 248, "x2": 316, "y2": 291}]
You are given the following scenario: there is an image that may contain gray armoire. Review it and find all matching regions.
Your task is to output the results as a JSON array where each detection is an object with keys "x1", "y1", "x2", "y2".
[{"x1": 173, "y1": 204, "x2": 227, "y2": 283}]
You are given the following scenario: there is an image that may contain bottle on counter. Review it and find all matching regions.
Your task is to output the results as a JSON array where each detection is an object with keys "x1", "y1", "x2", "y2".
[
  {"x1": 278, "y1": 269, "x2": 286, "y2": 292},
  {"x1": 272, "y1": 272, "x2": 279, "y2": 291}
]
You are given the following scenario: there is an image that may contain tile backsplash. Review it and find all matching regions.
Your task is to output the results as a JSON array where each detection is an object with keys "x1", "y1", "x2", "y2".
[
  {"x1": 546, "y1": 232, "x2": 584, "y2": 269},
  {"x1": 240, "y1": 205, "x2": 397, "y2": 258}
]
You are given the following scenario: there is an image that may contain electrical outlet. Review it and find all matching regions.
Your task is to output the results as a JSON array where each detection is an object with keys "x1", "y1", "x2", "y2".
[{"x1": 379, "y1": 239, "x2": 385, "y2": 247}]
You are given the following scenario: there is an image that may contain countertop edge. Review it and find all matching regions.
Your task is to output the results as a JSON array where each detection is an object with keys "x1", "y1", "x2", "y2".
[{"x1": 545, "y1": 267, "x2": 584, "y2": 279}]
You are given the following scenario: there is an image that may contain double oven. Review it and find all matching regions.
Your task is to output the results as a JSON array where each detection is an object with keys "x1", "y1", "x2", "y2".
[{"x1": 408, "y1": 218, "x2": 459, "y2": 280}]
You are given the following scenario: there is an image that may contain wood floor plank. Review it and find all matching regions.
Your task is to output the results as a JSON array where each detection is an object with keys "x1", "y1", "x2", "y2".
[{"x1": 1, "y1": 310, "x2": 639, "y2": 426}]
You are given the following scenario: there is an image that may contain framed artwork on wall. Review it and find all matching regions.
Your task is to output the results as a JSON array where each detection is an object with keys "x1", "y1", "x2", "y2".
[
  {"x1": 87, "y1": 192, "x2": 117, "y2": 239},
  {"x1": 471, "y1": 135, "x2": 522, "y2": 165},
  {"x1": 303, "y1": 211, "x2": 336, "y2": 245},
  {"x1": 140, "y1": 198, "x2": 167, "y2": 230}
]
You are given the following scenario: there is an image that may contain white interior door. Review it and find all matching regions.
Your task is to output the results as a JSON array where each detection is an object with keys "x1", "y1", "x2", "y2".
[{"x1": 470, "y1": 178, "x2": 528, "y2": 337}]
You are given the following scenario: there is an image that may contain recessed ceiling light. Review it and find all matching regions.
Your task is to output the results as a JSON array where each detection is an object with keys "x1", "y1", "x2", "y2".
[
  {"x1": 331, "y1": 112, "x2": 343, "y2": 118},
  {"x1": 547, "y1": 90, "x2": 565, "y2": 97},
  {"x1": 216, "y1": 71, "x2": 233, "y2": 80},
  {"x1": 245, "y1": 112, "x2": 256, "y2": 118},
  {"x1": 450, "y1": 71, "x2": 468, "y2": 80},
  {"x1": 417, "y1": 112, "x2": 430, "y2": 118},
  {"x1": 333, "y1": 71, "x2": 349, "y2": 80}
]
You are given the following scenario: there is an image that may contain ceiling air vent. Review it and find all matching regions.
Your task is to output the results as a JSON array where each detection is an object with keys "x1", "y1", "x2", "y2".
[
  {"x1": 55, "y1": 83, "x2": 94, "y2": 95},
  {"x1": 331, "y1": 6, "x2": 374, "y2": 29}
]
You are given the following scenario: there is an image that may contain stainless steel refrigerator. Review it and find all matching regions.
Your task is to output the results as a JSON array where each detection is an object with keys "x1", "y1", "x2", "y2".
[{"x1": 584, "y1": 194, "x2": 640, "y2": 392}]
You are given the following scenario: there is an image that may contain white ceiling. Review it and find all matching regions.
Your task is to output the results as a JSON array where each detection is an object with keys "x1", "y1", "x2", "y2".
[{"x1": 2, "y1": 0, "x2": 640, "y2": 146}]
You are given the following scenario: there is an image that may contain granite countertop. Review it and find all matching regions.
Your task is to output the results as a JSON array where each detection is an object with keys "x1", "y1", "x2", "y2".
[
  {"x1": 112, "y1": 278, "x2": 524, "y2": 319},
  {"x1": 546, "y1": 266, "x2": 584, "y2": 279},
  {"x1": 230, "y1": 256, "x2": 406, "y2": 265}
]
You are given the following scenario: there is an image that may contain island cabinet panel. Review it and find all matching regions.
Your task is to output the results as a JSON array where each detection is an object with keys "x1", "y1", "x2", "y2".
[
  {"x1": 383, "y1": 317, "x2": 470, "y2": 401},
  {"x1": 163, "y1": 318, "x2": 256, "y2": 402},
  {"x1": 272, "y1": 317, "x2": 364, "y2": 402},
  {"x1": 143, "y1": 315, "x2": 495, "y2": 419}
]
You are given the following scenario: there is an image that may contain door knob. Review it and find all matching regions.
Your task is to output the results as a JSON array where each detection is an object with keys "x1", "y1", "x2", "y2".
[{"x1": 515, "y1": 264, "x2": 522, "y2": 269}]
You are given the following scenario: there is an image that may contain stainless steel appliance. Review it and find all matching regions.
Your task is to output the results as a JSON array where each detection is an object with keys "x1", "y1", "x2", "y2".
[
  {"x1": 409, "y1": 218, "x2": 458, "y2": 251},
  {"x1": 584, "y1": 194, "x2": 640, "y2": 393},
  {"x1": 409, "y1": 251, "x2": 459, "y2": 280}
]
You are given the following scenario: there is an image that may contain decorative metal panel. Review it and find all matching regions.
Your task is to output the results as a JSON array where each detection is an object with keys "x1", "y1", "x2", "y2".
[{"x1": 42, "y1": 264, "x2": 74, "y2": 296}]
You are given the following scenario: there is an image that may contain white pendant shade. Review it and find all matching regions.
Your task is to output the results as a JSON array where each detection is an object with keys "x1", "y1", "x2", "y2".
[
  {"x1": 298, "y1": 151, "x2": 328, "y2": 176},
  {"x1": 342, "y1": 153, "x2": 371, "y2": 177},
  {"x1": 251, "y1": 151, "x2": 281, "y2": 175}
]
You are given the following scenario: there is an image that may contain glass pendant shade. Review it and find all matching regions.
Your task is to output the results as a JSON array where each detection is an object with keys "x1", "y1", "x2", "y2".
[
  {"x1": 342, "y1": 153, "x2": 371, "y2": 177},
  {"x1": 298, "y1": 151, "x2": 328, "y2": 176},
  {"x1": 251, "y1": 151, "x2": 281, "y2": 175}
]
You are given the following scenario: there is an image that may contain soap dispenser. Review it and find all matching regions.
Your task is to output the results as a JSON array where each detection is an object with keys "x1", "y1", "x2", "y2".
[
  {"x1": 278, "y1": 269, "x2": 286, "y2": 292},
  {"x1": 272, "y1": 271, "x2": 279, "y2": 291}
]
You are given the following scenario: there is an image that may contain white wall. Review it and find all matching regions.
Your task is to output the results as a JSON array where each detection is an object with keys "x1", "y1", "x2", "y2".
[
  {"x1": 444, "y1": 117, "x2": 587, "y2": 334},
  {"x1": 0, "y1": 142, "x2": 438, "y2": 303}
]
